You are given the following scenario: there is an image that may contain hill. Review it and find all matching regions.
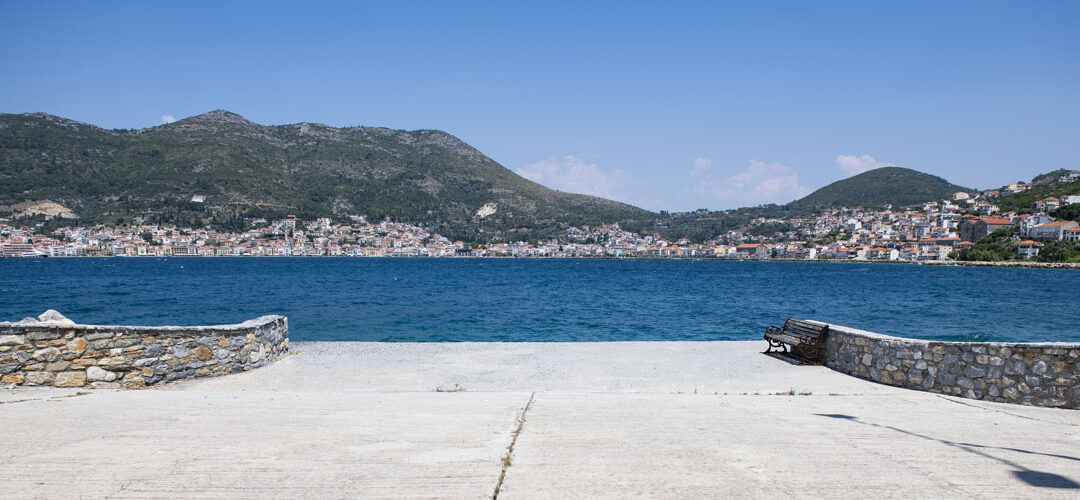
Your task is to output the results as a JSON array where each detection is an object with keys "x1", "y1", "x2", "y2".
[
  {"x1": 992, "y1": 172, "x2": 1080, "y2": 214},
  {"x1": 788, "y1": 167, "x2": 972, "y2": 209},
  {"x1": 0, "y1": 111, "x2": 649, "y2": 241}
]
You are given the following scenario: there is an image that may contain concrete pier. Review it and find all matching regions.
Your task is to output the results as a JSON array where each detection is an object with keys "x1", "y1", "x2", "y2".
[{"x1": 2, "y1": 341, "x2": 1078, "y2": 498}]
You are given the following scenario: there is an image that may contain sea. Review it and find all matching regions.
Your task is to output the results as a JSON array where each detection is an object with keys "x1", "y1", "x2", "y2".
[{"x1": 1, "y1": 258, "x2": 1077, "y2": 343}]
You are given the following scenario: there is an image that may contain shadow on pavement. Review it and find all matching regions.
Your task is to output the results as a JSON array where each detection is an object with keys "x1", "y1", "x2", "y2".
[{"x1": 814, "y1": 413, "x2": 1080, "y2": 489}]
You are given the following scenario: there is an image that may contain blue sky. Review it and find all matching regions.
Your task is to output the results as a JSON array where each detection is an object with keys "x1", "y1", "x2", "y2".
[{"x1": 1, "y1": 1, "x2": 1077, "y2": 211}]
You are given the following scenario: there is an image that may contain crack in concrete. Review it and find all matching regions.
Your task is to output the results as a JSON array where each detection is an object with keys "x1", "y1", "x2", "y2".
[
  {"x1": 0, "y1": 391, "x2": 91, "y2": 405},
  {"x1": 492, "y1": 392, "x2": 534, "y2": 500}
]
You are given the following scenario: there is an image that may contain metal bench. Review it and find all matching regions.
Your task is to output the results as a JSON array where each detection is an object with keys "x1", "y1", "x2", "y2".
[{"x1": 764, "y1": 318, "x2": 829, "y2": 363}]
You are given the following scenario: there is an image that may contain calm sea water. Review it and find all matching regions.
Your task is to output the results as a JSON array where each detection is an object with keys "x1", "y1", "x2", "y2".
[{"x1": 0, "y1": 258, "x2": 1076, "y2": 343}]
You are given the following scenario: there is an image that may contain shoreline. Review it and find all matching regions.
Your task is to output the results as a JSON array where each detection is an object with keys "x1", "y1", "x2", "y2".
[{"x1": 3, "y1": 254, "x2": 1078, "y2": 269}]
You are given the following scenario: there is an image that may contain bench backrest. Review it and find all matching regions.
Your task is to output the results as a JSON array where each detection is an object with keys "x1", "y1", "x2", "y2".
[{"x1": 782, "y1": 318, "x2": 828, "y2": 343}]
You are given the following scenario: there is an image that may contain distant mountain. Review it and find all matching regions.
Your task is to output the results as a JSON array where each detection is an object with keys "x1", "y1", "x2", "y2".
[
  {"x1": 0, "y1": 111, "x2": 649, "y2": 240},
  {"x1": 788, "y1": 167, "x2": 973, "y2": 209}
]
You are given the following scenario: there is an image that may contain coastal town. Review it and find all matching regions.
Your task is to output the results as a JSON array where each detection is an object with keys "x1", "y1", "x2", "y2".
[{"x1": 3, "y1": 173, "x2": 1078, "y2": 261}]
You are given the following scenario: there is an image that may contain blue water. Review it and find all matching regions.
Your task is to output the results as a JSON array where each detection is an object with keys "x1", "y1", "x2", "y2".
[{"x1": 0, "y1": 258, "x2": 1076, "y2": 342}]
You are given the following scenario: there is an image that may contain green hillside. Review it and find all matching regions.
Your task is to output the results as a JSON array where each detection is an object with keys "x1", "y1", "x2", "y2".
[
  {"x1": 789, "y1": 167, "x2": 972, "y2": 209},
  {"x1": 993, "y1": 179, "x2": 1080, "y2": 214},
  {"x1": 0, "y1": 111, "x2": 649, "y2": 241}
]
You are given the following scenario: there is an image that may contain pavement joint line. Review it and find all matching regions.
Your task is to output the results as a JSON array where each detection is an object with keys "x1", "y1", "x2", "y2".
[
  {"x1": 934, "y1": 394, "x2": 1079, "y2": 426},
  {"x1": 492, "y1": 391, "x2": 535, "y2": 500}
]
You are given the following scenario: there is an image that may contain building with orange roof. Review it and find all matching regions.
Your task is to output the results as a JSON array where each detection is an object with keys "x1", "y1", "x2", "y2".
[
  {"x1": 1064, "y1": 227, "x2": 1080, "y2": 242},
  {"x1": 1017, "y1": 240, "x2": 1042, "y2": 259},
  {"x1": 1029, "y1": 220, "x2": 1079, "y2": 240},
  {"x1": 959, "y1": 216, "x2": 1015, "y2": 242}
]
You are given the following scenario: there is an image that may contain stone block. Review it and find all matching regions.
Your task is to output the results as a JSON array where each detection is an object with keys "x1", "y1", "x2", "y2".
[
  {"x1": 1, "y1": 373, "x2": 24, "y2": 384},
  {"x1": 54, "y1": 371, "x2": 86, "y2": 387},
  {"x1": 0, "y1": 335, "x2": 25, "y2": 346},
  {"x1": 1005, "y1": 359, "x2": 1025, "y2": 376},
  {"x1": 26, "y1": 330, "x2": 62, "y2": 341},
  {"x1": 86, "y1": 366, "x2": 118, "y2": 382},
  {"x1": 45, "y1": 361, "x2": 71, "y2": 371},
  {"x1": 66, "y1": 337, "x2": 89, "y2": 355},
  {"x1": 121, "y1": 372, "x2": 145, "y2": 389},
  {"x1": 84, "y1": 331, "x2": 115, "y2": 341},
  {"x1": 89, "y1": 381, "x2": 120, "y2": 390},
  {"x1": 98, "y1": 356, "x2": 130, "y2": 369},
  {"x1": 32, "y1": 347, "x2": 61, "y2": 362}
]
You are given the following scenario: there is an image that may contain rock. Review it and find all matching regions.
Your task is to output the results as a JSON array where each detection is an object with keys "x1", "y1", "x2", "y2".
[
  {"x1": 26, "y1": 330, "x2": 62, "y2": 341},
  {"x1": 32, "y1": 347, "x2": 61, "y2": 362},
  {"x1": 196, "y1": 346, "x2": 213, "y2": 361},
  {"x1": 1, "y1": 373, "x2": 24, "y2": 384},
  {"x1": 1066, "y1": 385, "x2": 1080, "y2": 402},
  {"x1": 964, "y1": 365, "x2": 987, "y2": 379},
  {"x1": 86, "y1": 366, "x2": 118, "y2": 382},
  {"x1": 24, "y1": 371, "x2": 54, "y2": 385},
  {"x1": 53, "y1": 371, "x2": 86, "y2": 387},
  {"x1": 45, "y1": 361, "x2": 71, "y2": 371},
  {"x1": 121, "y1": 372, "x2": 144, "y2": 389},
  {"x1": 66, "y1": 338, "x2": 89, "y2": 355},
  {"x1": 37, "y1": 310, "x2": 75, "y2": 326},
  {"x1": 84, "y1": 332, "x2": 115, "y2": 341},
  {"x1": 88, "y1": 381, "x2": 120, "y2": 390},
  {"x1": 0, "y1": 335, "x2": 25, "y2": 346},
  {"x1": 144, "y1": 344, "x2": 166, "y2": 357}
]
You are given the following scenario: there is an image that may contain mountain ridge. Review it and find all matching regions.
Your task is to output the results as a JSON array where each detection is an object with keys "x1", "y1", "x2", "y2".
[
  {"x1": 2, "y1": 111, "x2": 987, "y2": 241},
  {"x1": 0, "y1": 110, "x2": 650, "y2": 241}
]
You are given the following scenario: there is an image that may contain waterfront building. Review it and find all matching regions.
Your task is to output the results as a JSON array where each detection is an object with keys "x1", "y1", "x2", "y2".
[
  {"x1": 1029, "y1": 220, "x2": 1080, "y2": 241},
  {"x1": 1017, "y1": 240, "x2": 1041, "y2": 259}
]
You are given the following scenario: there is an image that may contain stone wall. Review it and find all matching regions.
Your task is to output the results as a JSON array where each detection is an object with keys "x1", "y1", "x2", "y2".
[
  {"x1": 819, "y1": 322, "x2": 1079, "y2": 409},
  {"x1": 0, "y1": 311, "x2": 288, "y2": 389}
]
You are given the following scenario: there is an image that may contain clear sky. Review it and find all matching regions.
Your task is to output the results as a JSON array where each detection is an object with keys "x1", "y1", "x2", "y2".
[{"x1": 1, "y1": 1, "x2": 1077, "y2": 211}]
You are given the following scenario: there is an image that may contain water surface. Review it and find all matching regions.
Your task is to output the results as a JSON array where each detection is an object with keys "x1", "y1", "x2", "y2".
[{"x1": 1, "y1": 258, "x2": 1075, "y2": 342}]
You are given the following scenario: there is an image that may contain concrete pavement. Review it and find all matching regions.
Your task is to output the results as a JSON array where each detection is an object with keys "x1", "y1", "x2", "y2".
[{"x1": 1, "y1": 341, "x2": 1078, "y2": 499}]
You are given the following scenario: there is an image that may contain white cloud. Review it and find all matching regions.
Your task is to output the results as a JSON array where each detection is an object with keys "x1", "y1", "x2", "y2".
[
  {"x1": 160, "y1": 114, "x2": 176, "y2": 125},
  {"x1": 516, "y1": 156, "x2": 631, "y2": 200},
  {"x1": 835, "y1": 154, "x2": 892, "y2": 175},
  {"x1": 689, "y1": 157, "x2": 712, "y2": 177},
  {"x1": 690, "y1": 158, "x2": 812, "y2": 206}
]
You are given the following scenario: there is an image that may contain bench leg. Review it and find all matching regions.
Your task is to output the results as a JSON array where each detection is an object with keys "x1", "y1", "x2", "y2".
[{"x1": 764, "y1": 339, "x2": 788, "y2": 354}]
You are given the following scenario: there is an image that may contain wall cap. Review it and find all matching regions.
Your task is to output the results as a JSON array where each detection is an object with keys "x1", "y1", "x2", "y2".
[{"x1": 809, "y1": 319, "x2": 1080, "y2": 349}]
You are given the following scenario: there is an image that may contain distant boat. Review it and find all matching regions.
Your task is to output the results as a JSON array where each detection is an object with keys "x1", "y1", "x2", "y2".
[{"x1": 19, "y1": 250, "x2": 47, "y2": 258}]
